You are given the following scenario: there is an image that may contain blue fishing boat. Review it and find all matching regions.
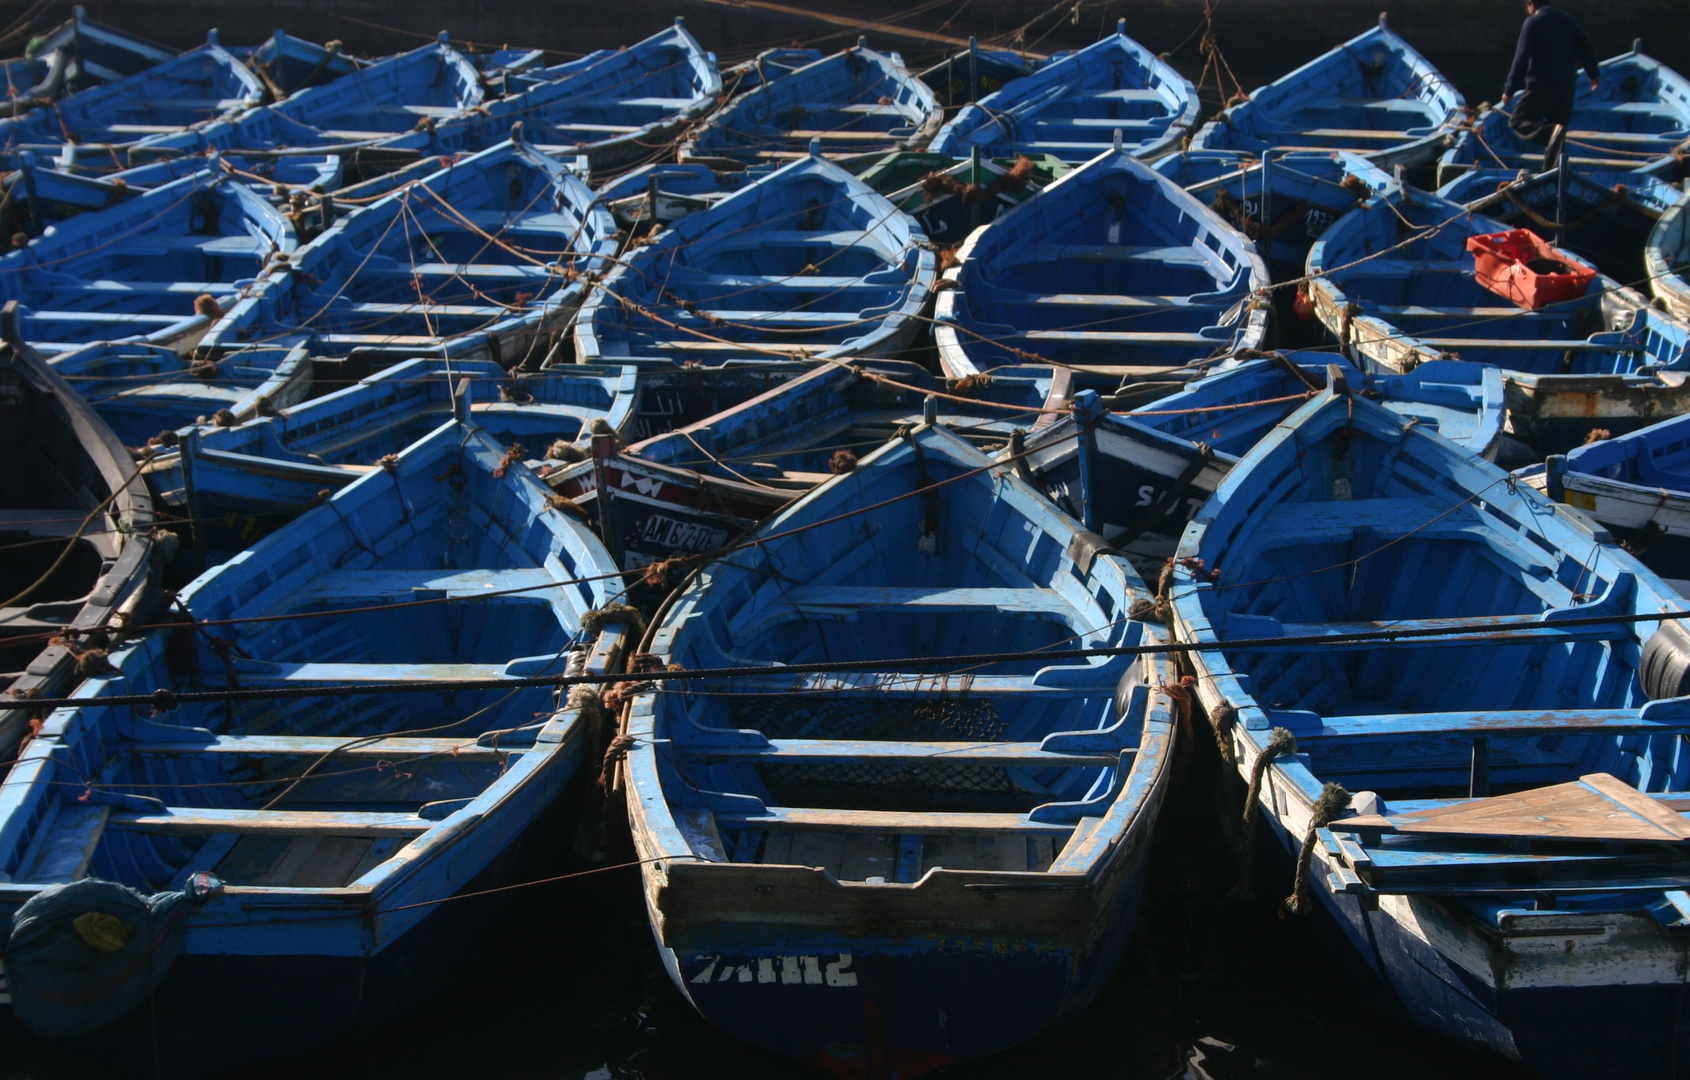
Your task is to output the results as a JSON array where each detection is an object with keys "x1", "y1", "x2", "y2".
[
  {"x1": 49, "y1": 339, "x2": 311, "y2": 448},
  {"x1": 442, "y1": 20, "x2": 721, "y2": 181},
  {"x1": 623, "y1": 420, "x2": 1175, "y2": 1077},
  {"x1": 630, "y1": 359, "x2": 1067, "y2": 487},
  {"x1": 929, "y1": 21, "x2": 1198, "y2": 166},
  {"x1": 1191, "y1": 15, "x2": 1463, "y2": 169},
  {"x1": 1008, "y1": 353, "x2": 1505, "y2": 548},
  {"x1": 0, "y1": 32, "x2": 263, "y2": 164},
  {"x1": 7, "y1": 152, "x2": 343, "y2": 237},
  {"x1": 0, "y1": 7, "x2": 176, "y2": 108},
  {"x1": 546, "y1": 426, "x2": 792, "y2": 575},
  {"x1": 679, "y1": 40, "x2": 940, "y2": 171},
  {"x1": 1156, "y1": 353, "x2": 1505, "y2": 459},
  {"x1": 248, "y1": 138, "x2": 615, "y2": 367},
  {"x1": 719, "y1": 47, "x2": 824, "y2": 95},
  {"x1": 933, "y1": 144, "x2": 1270, "y2": 392},
  {"x1": 150, "y1": 358, "x2": 637, "y2": 534},
  {"x1": 594, "y1": 162, "x2": 768, "y2": 235},
  {"x1": 856, "y1": 150, "x2": 1061, "y2": 246},
  {"x1": 1155, "y1": 150, "x2": 1396, "y2": 271},
  {"x1": 1306, "y1": 184, "x2": 1690, "y2": 452},
  {"x1": 1170, "y1": 375, "x2": 1690, "y2": 1080},
  {"x1": 0, "y1": 167, "x2": 294, "y2": 356},
  {"x1": 1438, "y1": 163, "x2": 1684, "y2": 285},
  {"x1": 1646, "y1": 186, "x2": 1690, "y2": 322},
  {"x1": 1439, "y1": 45, "x2": 1690, "y2": 183},
  {"x1": 1526, "y1": 415, "x2": 1690, "y2": 571},
  {"x1": 0, "y1": 416, "x2": 632, "y2": 1071},
  {"x1": 131, "y1": 33, "x2": 482, "y2": 167},
  {"x1": 237, "y1": 30, "x2": 361, "y2": 100},
  {"x1": 0, "y1": 317, "x2": 160, "y2": 756},
  {"x1": 577, "y1": 146, "x2": 935, "y2": 367},
  {"x1": 918, "y1": 38, "x2": 1040, "y2": 109}
]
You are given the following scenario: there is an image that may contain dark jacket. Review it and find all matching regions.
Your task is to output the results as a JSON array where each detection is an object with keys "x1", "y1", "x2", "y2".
[{"x1": 1503, "y1": 6, "x2": 1601, "y2": 97}]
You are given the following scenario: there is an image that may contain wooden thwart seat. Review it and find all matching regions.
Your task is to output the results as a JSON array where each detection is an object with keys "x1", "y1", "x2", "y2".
[
  {"x1": 717, "y1": 806, "x2": 1076, "y2": 835},
  {"x1": 1296, "y1": 709, "x2": 1690, "y2": 742},
  {"x1": 111, "y1": 807, "x2": 434, "y2": 836},
  {"x1": 681, "y1": 738, "x2": 1123, "y2": 768},
  {"x1": 129, "y1": 733, "x2": 507, "y2": 761}
]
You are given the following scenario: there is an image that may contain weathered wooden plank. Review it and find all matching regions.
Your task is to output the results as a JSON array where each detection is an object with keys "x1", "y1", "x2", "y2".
[
  {"x1": 718, "y1": 807, "x2": 1077, "y2": 835},
  {"x1": 131, "y1": 734, "x2": 507, "y2": 761},
  {"x1": 1298, "y1": 709, "x2": 1686, "y2": 742},
  {"x1": 682, "y1": 738, "x2": 1122, "y2": 767},
  {"x1": 110, "y1": 807, "x2": 434, "y2": 837},
  {"x1": 1334, "y1": 773, "x2": 1690, "y2": 843}
]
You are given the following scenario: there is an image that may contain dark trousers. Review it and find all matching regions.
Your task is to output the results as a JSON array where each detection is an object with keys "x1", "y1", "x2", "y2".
[{"x1": 1510, "y1": 81, "x2": 1577, "y2": 146}]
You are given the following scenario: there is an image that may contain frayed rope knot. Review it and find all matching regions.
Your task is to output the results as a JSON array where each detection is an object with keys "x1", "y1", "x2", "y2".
[
  {"x1": 547, "y1": 439, "x2": 587, "y2": 463},
  {"x1": 1229, "y1": 726, "x2": 1296, "y2": 904},
  {"x1": 1211, "y1": 702, "x2": 1238, "y2": 766},
  {"x1": 492, "y1": 444, "x2": 526, "y2": 479},
  {"x1": 581, "y1": 603, "x2": 645, "y2": 639},
  {"x1": 1283, "y1": 782, "x2": 1352, "y2": 917},
  {"x1": 598, "y1": 733, "x2": 635, "y2": 793}
]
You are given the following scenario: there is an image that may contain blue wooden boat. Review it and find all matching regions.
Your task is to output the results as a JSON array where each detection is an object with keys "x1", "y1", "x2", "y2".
[
  {"x1": 0, "y1": 7, "x2": 176, "y2": 108},
  {"x1": 0, "y1": 32, "x2": 263, "y2": 164},
  {"x1": 918, "y1": 38, "x2": 1040, "y2": 109},
  {"x1": 237, "y1": 30, "x2": 361, "y2": 100},
  {"x1": 0, "y1": 317, "x2": 160, "y2": 756},
  {"x1": 1439, "y1": 45, "x2": 1690, "y2": 183},
  {"x1": 630, "y1": 359, "x2": 1067, "y2": 487},
  {"x1": 1170, "y1": 375, "x2": 1690, "y2": 1080},
  {"x1": 1526, "y1": 415, "x2": 1690, "y2": 571},
  {"x1": 856, "y1": 149, "x2": 1063, "y2": 246},
  {"x1": 678, "y1": 40, "x2": 940, "y2": 171},
  {"x1": 247, "y1": 138, "x2": 615, "y2": 366},
  {"x1": 1008, "y1": 353, "x2": 1504, "y2": 548},
  {"x1": 0, "y1": 416, "x2": 632, "y2": 1071},
  {"x1": 1645, "y1": 184, "x2": 1690, "y2": 323},
  {"x1": 929, "y1": 21, "x2": 1198, "y2": 166},
  {"x1": 130, "y1": 33, "x2": 482, "y2": 166},
  {"x1": 150, "y1": 358, "x2": 637, "y2": 533},
  {"x1": 623, "y1": 420, "x2": 1174, "y2": 1077},
  {"x1": 577, "y1": 147, "x2": 935, "y2": 367},
  {"x1": 440, "y1": 19, "x2": 721, "y2": 181},
  {"x1": 546, "y1": 426, "x2": 792, "y2": 575},
  {"x1": 1191, "y1": 15, "x2": 1463, "y2": 169},
  {"x1": 719, "y1": 47, "x2": 823, "y2": 95},
  {"x1": 1153, "y1": 149, "x2": 1396, "y2": 291},
  {"x1": 49, "y1": 339, "x2": 311, "y2": 448},
  {"x1": 0, "y1": 167, "x2": 295, "y2": 356},
  {"x1": 594, "y1": 162, "x2": 768, "y2": 235},
  {"x1": 1438, "y1": 163, "x2": 1684, "y2": 286},
  {"x1": 933, "y1": 144, "x2": 1270, "y2": 392},
  {"x1": 1307, "y1": 184, "x2": 1690, "y2": 452},
  {"x1": 7, "y1": 152, "x2": 343, "y2": 237}
]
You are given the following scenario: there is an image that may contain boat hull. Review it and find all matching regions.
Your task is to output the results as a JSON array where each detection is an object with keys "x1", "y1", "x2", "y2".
[
  {"x1": 0, "y1": 782, "x2": 580, "y2": 1076},
  {"x1": 631, "y1": 763, "x2": 1166, "y2": 1078},
  {"x1": 1242, "y1": 769, "x2": 1690, "y2": 1080}
]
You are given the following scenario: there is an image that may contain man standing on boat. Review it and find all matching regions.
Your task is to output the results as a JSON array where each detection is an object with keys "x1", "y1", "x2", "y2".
[{"x1": 1500, "y1": 0, "x2": 1602, "y2": 165}]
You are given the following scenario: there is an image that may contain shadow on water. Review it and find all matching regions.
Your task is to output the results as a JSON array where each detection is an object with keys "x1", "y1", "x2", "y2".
[{"x1": 0, "y1": 719, "x2": 1543, "y2": 1080}]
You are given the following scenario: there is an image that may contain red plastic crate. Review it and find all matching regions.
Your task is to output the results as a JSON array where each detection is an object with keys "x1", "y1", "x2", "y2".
[{"x1": 1465, "y1": 229, "x2": 1597, "y2": 311}]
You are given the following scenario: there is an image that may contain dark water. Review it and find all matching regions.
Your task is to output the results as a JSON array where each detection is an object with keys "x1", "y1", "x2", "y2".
[{"x1": 0, "y1": 729, "x2": 1542, "y2": 1080}]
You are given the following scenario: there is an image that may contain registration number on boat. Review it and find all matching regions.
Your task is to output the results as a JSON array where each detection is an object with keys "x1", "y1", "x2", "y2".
[{"x1": 689, "y1": 953, "x2": 858, "y2": 987}]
